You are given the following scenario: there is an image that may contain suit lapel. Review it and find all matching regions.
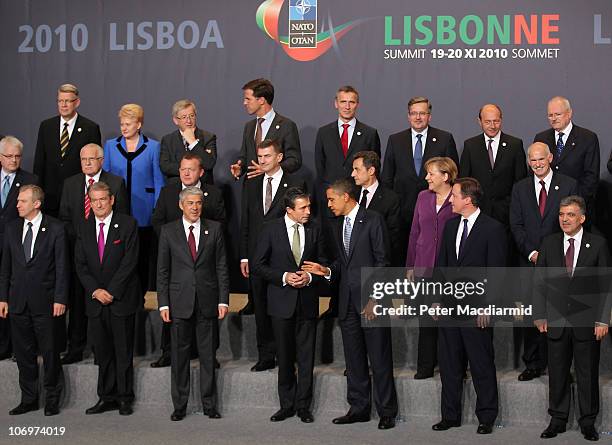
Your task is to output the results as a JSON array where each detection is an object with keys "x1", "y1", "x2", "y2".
[
  {"x1": 458, "y1": 213, "x2": 482, "y2": 264},
  {"x1": 195, "y1": 219, "x2": 208, "y2": 263},
  {"x1": 30, "y1": 214, "x2": 48, "y2": 261},
  {"x1": 101, "y1": 214, "x2": 121, "y2": 264},
  {"x1": 494, "y1": 133, "x2": 510, "y2": 170},
  {"x1": 265, "y1": 114, "x2": 283, "y2": 141},
  {"x1": 279, "y1": 219, "x2": 296, "y2": 265},
  {"x1": 3, "y1": 171, "x2": 22, "y2": 211},
  {"x1": 558, "y1": 127, "x2": 577, "y2": 165},
  {"x1": 174, "y1": 220, "x2": 193, "y2": 262},
  {"x1": 401, "y1": 131, "x2": 416, "y2": 176},
  {"x1": 345, "y1": 121, "x2": 363, "y2": 161},
  {"x1": 347, "y1": 207, "x2": 367, "y2": 261},
  {"x1": 542, "y1": 174, "x2": 561, "y2": 219},
  {"x1": 575, "y1": 232, "x2": 593, "y2": 269},
  {"x1": 268, "y1": 173, "x2": 288, "y2": 214}
]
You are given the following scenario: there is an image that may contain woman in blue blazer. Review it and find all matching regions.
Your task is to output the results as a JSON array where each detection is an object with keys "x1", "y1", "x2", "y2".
[{"x1": 103, "y1": 103, "x2": 165, "y2": 292}]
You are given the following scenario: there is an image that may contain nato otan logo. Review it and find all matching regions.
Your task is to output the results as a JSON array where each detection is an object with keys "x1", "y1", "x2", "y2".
[{"x1": 289, "y1": 0, "x2": 317, "y2": 48}]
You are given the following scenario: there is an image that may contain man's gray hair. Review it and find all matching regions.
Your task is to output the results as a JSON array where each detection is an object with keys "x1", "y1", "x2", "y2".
[{"x1": 179, "y1": 186, "x2": 203, "y2": 202}]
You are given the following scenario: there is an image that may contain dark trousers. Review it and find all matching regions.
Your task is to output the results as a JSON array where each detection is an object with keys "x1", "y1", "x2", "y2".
[
  {"x1": 251, "y1": 276, "x2": 275, "y2": 363},
  {"x1": 0, "y1": 316, "x2": 11, "y2": 356},
  {"x1": 271, "y1": 306, "x2": 317, "y2": 411},
  {"x1": 521, "y1": 326, "x2": 548, "y2": 370},
  {"x1": 11, "y1": 309, "x2": 64, "y2": 405},
  {"x1": 160, "y1": 318, "x2": 218, "y2": 358},
  {"x1": 89, "y1": 307, "x2": 135, "y2": 402},
  {"x1": 416, "y1": 316, "x2": 438, "y2": 373},
  {"x1": 438, "y1": 326, "x2": 498, "y2": 425},
  {"x1": 66, "y1": 271, "x2": 87, "y2": 355},
  {"x1": 339, "y1": 302, "x2": 398, "y2": 417},
  {"x1": 170, "y1": 308, "x2": 218, "y2": 412},
  {"x1": 547, "y1": 327, "x2": 600, "y2": 428}
]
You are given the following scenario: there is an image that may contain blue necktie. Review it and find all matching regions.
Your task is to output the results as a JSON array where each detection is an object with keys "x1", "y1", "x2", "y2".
[
  {"x1": 555, "y1": 132, "x2": 564, "y2": 158},
  {"x1": 414, "y1": 134, "x2": 423, "y2": 174},
  {"x1": 343, "y1": 216, "x2": 352, "y2": 256},
  {"x1": 1, "y1": 176, "x2": 10, "y2": 208},
  {"x1": 458, "y1": 219, "x2": 468, "y2": 258}
]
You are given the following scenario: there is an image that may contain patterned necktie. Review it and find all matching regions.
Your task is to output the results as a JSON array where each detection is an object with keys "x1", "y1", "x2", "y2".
[
  {"x1": 458, "y1": 218, "x2": 469, "y2": 258},
  {"x1": 556, "y1": 132, "x2": 565, "y2": 158},
  {"x1": 414, "y1": 134, "x2": 423, "y2": 174},
  {"x1": 538, "y1": 180, "x2": 547, "y2": 217},
  {"x1": 23, "y1": 221, "x2": 33, "y2": 262},
  {"x1": 487, "y1": 139, "x2": 495, "y2": 169},
  {"x1": 340, "y1": 123, "x2": 350, "y2": 158},
  {"x1": 97, "y1": 222, "x2": 105, "y2": 263},
  {"x1": 255, "y1": 117, "x2": 265, "y2": 146},
  {"x1": 343, "y1": 216, "x2": 352, "y2": 256},
  {"x1": 292, "y1": 223, "x2": 301, "y2": 266},
  {"x1": 1, "y1": 175, "x2": 10, "y2": 208},
  {"x1": 360, "y1": 189, "x2": 369, "y2": 208},
  {"x1": 188, "y1": 225, "x2": 197, "y2": 261},
  {"x1": 565, "y1": 238, "x2": 575, "y2": 276},
  {"x1": 264, "y1": 177, "x2": 273, "y2": 214},
  {"x1": 183, "y1": 137, "x2": 190, "y2": 151},
  {"x1": 84, "y1": 177, "x2": 95, "y2": 219},
  {"x1": 60, "y1": 122, "x2": 70, "y2": 158}
]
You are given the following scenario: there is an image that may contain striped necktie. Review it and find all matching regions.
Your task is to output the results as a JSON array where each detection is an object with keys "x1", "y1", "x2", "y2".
[{"x1": 60, "y1": 122, "x2": 70, "y2": 158}]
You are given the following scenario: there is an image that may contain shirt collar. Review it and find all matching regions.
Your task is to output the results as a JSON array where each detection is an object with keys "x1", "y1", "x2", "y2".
[
  {"x1": 25, "y1": 211, "x2": 43, "y2": 226},
  {"x1": 182, "y1": 180, "x2": 201, "y2": 190},
  {"x1": 1, "y1": 169, "x2": 16, "y2": 180},
  {"x1": 284, "y1": 214, "x2": 301, "y2": 229},
  {"x1": 86, "y1": 170, "x2": 102, "y2": 184},
  {"x1": 346, "y1": 202, "x2": 360, "y2": 222},
  {"x1": 61, "y1": 113, "x2": 78, "y2": 127},
  {"x1": 260, "y1": 108, "x2": 275, "y2": 123},
  {"x1": 362, "y1": 179, "x2": 379, "y2": 196},
  {"x1": 462, "y1": 207, "x2": 481, "y2": 225},
  {"x1": 483, "y1": 132, "x2": 501, "y2": 145},
  {"x1": 264, "y1": 166, "x2": 284, "y2": 182},
  {"x1": 95, "y1": 211, "x2": 113, "y2": 227},
  {"x1": 564, "y1": 227, "x2": 583, "y2": 245},
  {"x1": 534, "y1": 168, "x2": 553, "y2": 187},
  {"x1": 338, "y1": 117, "x2": 357, "y2": 129},
  {"x1": 411, "y1": 127, "x2": 428, "y2": 139},
  {"x1": 556, "y1": 121, "x2": 573, "y2": 138},
  {"x1": 182, "y1": 217, "x2": 201, "y2": 230}
]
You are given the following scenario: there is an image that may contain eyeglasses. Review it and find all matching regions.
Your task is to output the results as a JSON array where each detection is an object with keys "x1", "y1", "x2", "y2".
[
  {"x1": 409, "y1": 111, "x2": 430, "y2": 117},
  {"x1": 1, "y1": 154, "x2": 22, "y2": 160},
  {"x1": 547, "y1": 112, "x2": 567, "y2": 119},
  {"x1": 57, "y1": 98, "x2": 78, "y2": 105},
  {"x1": 176, "y1": 114, "x2": 196, "y2": 121},
  {"x1": 80, "y1": 157, "x2": 103, "y2": 163}
]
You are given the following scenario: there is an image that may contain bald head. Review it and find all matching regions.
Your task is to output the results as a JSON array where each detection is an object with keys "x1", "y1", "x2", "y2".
[
  {"x1": 547, "y1": 96, "x2": 572, "y2": 132},
  {"x1": 527, "y1": 142, "x2": 553, "y2": 180},
  {"x1": 478, "y1": 104, "x2": 503, "y2": 138}
]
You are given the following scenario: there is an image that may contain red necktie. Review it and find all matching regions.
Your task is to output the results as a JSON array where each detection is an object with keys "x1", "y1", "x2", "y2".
[
  {"x1": 340, "y1": 123, "x2": 349, "y2": 158},
  {"x1": 188, "y1": 225, "x2": 197, "y2": 261},
  {"x1": 84, "y1": 177, "x2": 95, "y2": 219},
  {"x1": 565, "y1": 238, "x2": 574, "y2": 276},
  {"x1": 538, "y1": 180, "x2": 547, "y2": 217}
]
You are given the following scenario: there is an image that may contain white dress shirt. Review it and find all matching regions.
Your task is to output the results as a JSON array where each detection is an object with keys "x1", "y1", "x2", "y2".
[
  {"x1": 256, "y1": 108, "x2": 276, "y2": 141},
  {"x1": 455, "y1": 208, "x2": 481, "y2": 258},
  {"x1": 84, "y1": 170, "x2": 102, "y2": 194},
  {"x1": 555, "y1": 121, "x2": 573, "y2": 147},
  {"x1": 281, "y1": 214, "x2": 312, "y2": 286},
  {"x1": 527, "y1": 169, "x2": 554, "y2": 261},
  {"x1": 563, "y1": 227, "x2": 583, "y2": 274},
  {"x1": 359, "y1": 180, "x2": 379, "y2": 209},
  {"x1": 483, "y1": 131, "x2": 501, "y2": 164},
  {"x1": 411, "y1": 127, "x2": 428, "y2": 156},
  {"x1": 180, "y1": 130, "x2": 199, "y2": 150},
  {"x1": 95, "y1": 211, "x2": 113, "y2": 242},
  {"x1": 181, "y1": 180, "x2": 201, "y2": 190},
  {"x1": 22, "y1": 211, "x2": 43, "y2": 258},
  {"x1": 59, "y1": 113, "x2": 78, "y2": 140},
  {"x1": 338, "y1": 117, "x2": 357, "y2": 147},
  {"x1": 261, "y1": 167, "x2": 284, "y2": 213},
  {"x1": 1, "y1": 170, "x2": 15, "y2": 194}
]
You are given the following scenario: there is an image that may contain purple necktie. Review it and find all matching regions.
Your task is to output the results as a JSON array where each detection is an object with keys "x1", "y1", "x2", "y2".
[{"x1": 98, "y1": 222, "x2": 105, "y2": 263}]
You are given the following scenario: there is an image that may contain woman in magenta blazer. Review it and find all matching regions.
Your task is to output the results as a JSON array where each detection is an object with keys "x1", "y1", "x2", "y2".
[{"x1": 406, "y1": 156, "x2": 457, "y2": 380}]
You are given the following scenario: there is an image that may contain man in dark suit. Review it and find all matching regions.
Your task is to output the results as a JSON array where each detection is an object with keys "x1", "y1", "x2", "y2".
[
  {"x1": 253, "y1": 188, "x2": 326, "y2": 423},
  {"x1": 432, "y1": 178, "x2": 506, "y2": 435},
  {"x1": 533, "y1": 96, "x2": 600, "y2": 223},
  {"x1": 0, "y1": 136, "x2": 38, "y2": 361},
  {"x1": 159, "y1": 99, "x2": 216, "y2": 184},
  {"x1": 460, "y1": 104, "x2": 527, "y2": 227},
  {"x1": 381, "y1": 96, "x2": 458, "y2": 265},
  {"x1": 302, "y1": 178, "x2": 398, "y2": 430},
  {"x1": 533, "y1": 195, "x2": 609, "y2": 442},
  {"x1": 74, "y1": 182, "x2": 140, "y2": 415},
  {"x1": 150, "y1": 153, "x2": 225, "y2": 368},
  {"x1": 33, "y1": 83, "x2": 101, "y2": 217},
  {"x1": 230, "y1": 78, "x2": 302, "y2": 180},
  {"x1": 58, "y1": 143, "x2": 128, "y2": 364},
  {"x1": 0, "y1": 185, "x2": 68, "y2": 416},
  {"x1": 351, "y1": 150, "x2": 403, "y2": 266},
  {"x1": 510, "y1": 143, "x2": 578, "y2": 381},
  {"x1": 157, "y1": 186, "x2": 229, "y2": 421},
  {"x1": 239, "y1": 139, "x2": 305, "y2": 370}
]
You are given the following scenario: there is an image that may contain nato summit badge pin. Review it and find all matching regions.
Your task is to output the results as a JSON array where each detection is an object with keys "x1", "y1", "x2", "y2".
[
  {"x1": 554, "y1": 185, "x2": 559, "y2": 191},
  {"x1": 204, "y1": 192, "x2": 208, "y2": 197},
  {"x1": 586, "y1": 243, "x2": 590, "y2": 248},
  {"x1": 204, "y1": 230, "x2": 209, "y2": 235},
  {"x1": 502, "y1": 142, "x2": 507, "y2": 147},
  {"x1": 275, "y1": 125, "x2": 280, "y2": 130},
  {"x1": 206, "y1": 149, "x2": 212, "y2": 154},
  {"x1": 41, "y1": 227, "x2": 46, "y2": 232},
  {"x1": 114, "y1": 224, "x2": 119, "y2": 228},
  {"x1": 432, "y1": 137, "x2": 437, "y2": 142},
  {"x1": 357, "y1": 131, "x2": 362, "y2": 136},
  {"x1": 289, "y1": 0, "x2": 317, "y2": 48},
  {"x1": 283, "y1": 183, "x2": 288, "y2": 188},
  {"x1": 77, "y1": 128, "x2": 82, "y2": 133},
  {"x1": 15, "y1": 183, "x2": 20, "y2": 188}
]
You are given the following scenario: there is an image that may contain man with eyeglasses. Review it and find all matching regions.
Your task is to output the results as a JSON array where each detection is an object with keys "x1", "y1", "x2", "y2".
[
  {"x1": 381, "y1": 96, "x2": 458, "y2": 265},
  {"x1": 0, "y1": 136, "x2": 38, "y2": 361},
  {"x1": 33, "y1": 83, "x2": 101, "y2": 217},
  {"x1": 534, "y1": 96, "x2": 600, "y2": 226},
  {"x1": 58, "y1": 143, "x2": 128, "y2": 364},
  {"x1": 160, "y1": 99, "x2": 217, "y2": 184}
]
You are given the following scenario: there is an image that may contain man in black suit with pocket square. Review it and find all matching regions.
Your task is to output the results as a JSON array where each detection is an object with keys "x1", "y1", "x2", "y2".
[
  {"x1": 302, "y1": 178, "x2": 398, "y2": 430},
  {"x1": 381, "y1": 96, "x2": 458, "y2": 265},
  {"x1": 0, "y1": 185, "x2": 69, "y2": 416},
  {"x1": 150, "y1": 153, "x2": 225, "y2": 368},
  {"x1": 0, "y1": 136, "x2": 38, "y2": 361},
  {"x1": 510, "y1": 142, "x2": 578, "y2": 381},
  {"x1": 230, "y1": 78, "x2": 302, "y2": 180},
  {"x1": 74, "y1": 181, "x2": 140, "y2": 416},
  {"x1": 157, "y1": 186, "x2": 229, "y2": 421},
  {"x1": 432, "y1": 177, "x2": 506, "y2": 435},
  {"x1": 253, "y1": 188, "x2": 327, "y2": 424},
  {"x1": 533, "y1": 195, "x2": 610, "y2": 442},
  {"x1": 159, "y1": 99, "x2": 217, "y2": 184},
  {"x1": 239, "y1": 139, "x2": 305, "y2": 370},
  {"x1": 33, "y1": 83, "x2": 101, "y2": 217}
]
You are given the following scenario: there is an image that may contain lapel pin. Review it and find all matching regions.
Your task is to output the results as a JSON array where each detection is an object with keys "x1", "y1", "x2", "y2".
[
  {"x1": 77, "y1": 127, "x2": 82, "y2": 132},
  {"x1": 204, "y1": 230, "x2": 209, "y2": 235},
  {"x1": 357, "y1": 131, "x2": 362, "y2": 136},
  {"x1": 204, "y1": 192, "x2": 208, "y2": 197},
  {"x1": 571, "y1": 142, "x2": 575, "y2": 146},
  {"x1": 15, "y1": 183, "x2": 20, "y2": 187},
  {"x1": 554, "y1": 185, "x2": 559, "y2": 190},
  {"x1": 275, "y1": 125, "x2": 280, "y2": 130},
  {"x1": 206, "y1": 149, "x2": 212, "y2": 154},
  {"x1": 358, "y1": 219, "x2": 363, "y2": 223},
  {"x1": 586, "y1": 243, "x2": 590, "y2": 248},
  {"x1": 502, "y1": 142, "x2": 507, "y2": 147},
  {"x1": 432, "y1": 137, "x2": 437, "y2": 142},
  {"x1": 114, "y1": 224, "x2": 119, "y2": 228},
  {"x1": 283, "y1": 183, "x2": 287, "y2": 187},
  {"x1": 41, "y1": 227, "x2": 46, "y2": 232}
]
